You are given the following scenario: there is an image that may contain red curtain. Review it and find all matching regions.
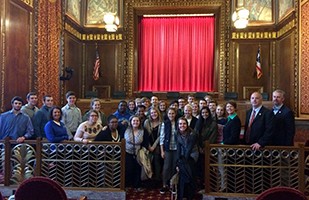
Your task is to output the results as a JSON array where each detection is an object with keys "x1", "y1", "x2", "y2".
[{"x1": 138, "y1": 16, "x2": 215, "y2": 92}]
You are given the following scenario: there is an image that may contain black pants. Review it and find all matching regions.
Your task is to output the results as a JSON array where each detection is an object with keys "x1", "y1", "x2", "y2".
[{"x1": 125, "y1": 153, "x2": 142, "y2": 188}]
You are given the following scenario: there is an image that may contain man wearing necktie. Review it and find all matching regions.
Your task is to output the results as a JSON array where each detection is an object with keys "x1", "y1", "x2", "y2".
[
  {"x1": 243, "y1": 92, "x2": 274, "y2": 150},
  {"x1": 271, "y1": 89, "x2": 295, "y2": 146}
]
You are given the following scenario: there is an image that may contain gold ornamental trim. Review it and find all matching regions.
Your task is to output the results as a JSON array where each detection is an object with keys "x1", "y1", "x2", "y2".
[
  {"x1": 65, "y1": 23, "x2": 82, "y2": 40},
  {"x1": 232, "y1": 31, "x2": 277, "y2": 39},
  {"x1": 81, "y1": 33, "x2": 123, "y2": 41},
  {"x1": 277, "y1": 19, "x2": 295, "y2": 38},
  {"x1": 232, "y1": 19, "x2": 295, "y2": 40},
  {"x1": 65, "y1": 23, "x2": 123, "y2": 41}
]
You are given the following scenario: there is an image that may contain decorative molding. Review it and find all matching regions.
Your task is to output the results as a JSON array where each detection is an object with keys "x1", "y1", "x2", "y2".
[
  {"x1": 300, "y1": 0, "x2": 309, "y2": 115},
  {"x1": 222, "y1": 0, "x2": 230, "y2": 96},
  {"x1": 20, "y1": 0, "x2": 33, "y2": 8},
  {"x1": 294, "y1": 0, "x2": 299, "y2": 116},
  {"x1": 81, "y1": 33, "x2": 123, "y2": 41},
  {"x1": 231, "y1": 19, "x2": 296, "y2": 40},
  {"x1": 0, "y1": 0, "x2": 6, "y2": 112},
  {"x1": 64, "y1": 23, "x2": 82, "y2": 40},
  {"x1": 232, "y1": 31, "x2": 277, "y2": 39},
  {"x1": 33, "y1": 1, "x2": 38, "y2": 94},
  {"x1": 64, "y1": 23, "x2": 123, "y2": 41},
  {"x1": 277, "y1": 19, "x2": 296, "y2": 38}
]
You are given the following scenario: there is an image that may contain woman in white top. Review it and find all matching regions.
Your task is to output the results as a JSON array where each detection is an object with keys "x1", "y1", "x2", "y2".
[{"x1": 74, "y1": 110, "x2": 103, "y2": 144}]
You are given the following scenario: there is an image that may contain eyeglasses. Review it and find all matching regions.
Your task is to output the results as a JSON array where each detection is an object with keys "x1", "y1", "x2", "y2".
[
  {"x1": 90, "y1": 115, "x2": 98, "y2": 117},
  {"x1": 109, "y1": 120, "x2": 118, "y2": 124}
]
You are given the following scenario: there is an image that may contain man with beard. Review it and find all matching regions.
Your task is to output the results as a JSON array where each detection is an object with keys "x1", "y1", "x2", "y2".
[
  {"x1": 21, "y1": 92, "x2": 39, "y2": 121},
  {"x1": 0, "y1": 96, "x2": 34, "y2": 142},
  {"x1": 271, "y1": 89, "x2": 295, "y2": 146}
]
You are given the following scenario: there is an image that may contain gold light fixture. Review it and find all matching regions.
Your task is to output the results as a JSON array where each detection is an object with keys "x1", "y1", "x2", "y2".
[
  {"x1": 103, "y1": 12, "x2": 119, "y2": 32},
  {"x1": 232, "y1": 7, "x2": 249, "y2": 29}
]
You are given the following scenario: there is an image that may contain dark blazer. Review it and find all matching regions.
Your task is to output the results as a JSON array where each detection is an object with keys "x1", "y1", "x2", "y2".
[
  {"x1": 188, "y1": 117, "x2": 198, "y2": 130},
  {"x1": 94, "y1": 124, "x2": 125, "y2": 142},
  {"x1": 243, "y1": 106, "x2": 274, "y2": 147},
  {"x1": 162, "y1": 119, "x2": 177, "y2": 152},
  {"x1": 223, "y1": 115, "x2": 241, "y2": 145},
  {"x1": 272, "y1": 105, "x2": 295, "y2": 146}
]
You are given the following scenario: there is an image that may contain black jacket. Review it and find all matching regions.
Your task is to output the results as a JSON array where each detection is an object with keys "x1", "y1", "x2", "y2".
[{"x1": 243, "y1": 106, "x2": 274, "y2": 147}]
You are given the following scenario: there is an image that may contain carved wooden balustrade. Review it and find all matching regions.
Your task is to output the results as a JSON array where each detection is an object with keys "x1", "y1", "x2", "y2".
[
  {"x1": 204, "y1": 142, "x2": 309, "y2": 197},
  {"x1": 0, "y1": 138, "x2": 126, "y2": 191},
  {"x1": 1, "y1": 138, "x2": 309, "y2": 197}
]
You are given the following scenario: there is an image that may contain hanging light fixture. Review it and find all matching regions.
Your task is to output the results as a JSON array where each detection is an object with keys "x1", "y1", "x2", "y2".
[
  {"x1": 232, "y1": 7, "x2": 249, "y2": 29},
  {"x1": 103, "y1": 12, "x2": 119, "y2": 32}
]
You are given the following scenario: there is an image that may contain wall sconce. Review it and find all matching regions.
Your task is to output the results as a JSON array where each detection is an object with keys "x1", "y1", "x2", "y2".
[
  {"x1": 103, "y1": 12, "x2": 119, "y2": 32},
  {"x1": 232, "y1": 7, "x2": 249, "y2": 29}
]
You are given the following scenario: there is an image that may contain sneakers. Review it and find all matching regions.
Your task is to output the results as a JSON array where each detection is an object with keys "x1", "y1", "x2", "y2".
[
  {"x1": 160, "y1": 186, "x2": 169, "y2": 194},
  {"x1": 171, "y1": 187, "x2": 176, "y2": 195}
]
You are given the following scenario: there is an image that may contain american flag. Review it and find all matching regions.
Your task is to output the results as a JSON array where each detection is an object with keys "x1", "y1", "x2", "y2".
[
  {"x1": 93, "y1": 49, "x2": 100, "y2": 81},
  {"x1": 256, "y1": 47, "x2": 262, "y2": 79}
]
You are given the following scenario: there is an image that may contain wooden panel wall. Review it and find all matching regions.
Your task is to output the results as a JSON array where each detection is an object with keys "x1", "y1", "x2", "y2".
[
  {"x1": 84, "y1": 42, "x2": 123, "y2": 98},
  {"x1": 233, "y1": 41, "x2": 272, "y2": 100},
  {"x1": 1, "y1": 0, "x2": 34, "y2": 111},
  {"x1": 276, "y1": 32, "x2": 295, "y2": 110},
  {"x1": 62, "y1": 32, "x2": 123, "y2": 102},
  {"x1": 63, "y1": 32, "x2": 83, "y2": 101}
]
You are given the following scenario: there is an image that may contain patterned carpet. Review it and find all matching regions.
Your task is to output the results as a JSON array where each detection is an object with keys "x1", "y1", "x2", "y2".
[{"x1": 126, "y1": 180, "x2": 203, "y2": 200}]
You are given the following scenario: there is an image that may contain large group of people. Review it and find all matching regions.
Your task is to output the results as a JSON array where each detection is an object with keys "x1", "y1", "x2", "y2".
[{"x1": 0, "y1": 89, "x2": 295, "y2": 199}]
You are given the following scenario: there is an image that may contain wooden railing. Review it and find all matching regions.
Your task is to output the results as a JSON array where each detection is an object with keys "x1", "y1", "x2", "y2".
[
  {"x1": 204, "y1": 141, "x2": 309, "y2": 197},
  {"x1": 0, "y1": 138, "x2": 126, "y2": 191},
  {"x1": 1, "y1": 138, "x2": 309, "y2": 196}
]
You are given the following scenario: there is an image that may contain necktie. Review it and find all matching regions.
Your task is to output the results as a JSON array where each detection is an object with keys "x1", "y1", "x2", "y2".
[
  {"x1": 246, "y1": 110, "x2": 256, "y2": 143},
  {"x1": 249, "y1": 110, "x2": 256, "y2": 127}
]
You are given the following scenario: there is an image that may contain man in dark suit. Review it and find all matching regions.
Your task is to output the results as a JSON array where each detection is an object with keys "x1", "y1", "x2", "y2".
[
  {"x1": 244, "y1": 92, "x2": 274, "y2": 150},
  {"x1": 243, "y1": 92, "x2": 274, "y2": 192},
  {"x1": 271, "y1": 89, "x2": 295, "y2": 146}
]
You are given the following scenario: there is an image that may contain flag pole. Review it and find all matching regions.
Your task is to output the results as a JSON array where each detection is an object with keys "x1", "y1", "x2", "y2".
[
  {"x1": 256, "y1": 45, "x2": 262, "y2": 79},
  {"x1": 93, "y1": 44, "x2": 100, "y2": 81}
]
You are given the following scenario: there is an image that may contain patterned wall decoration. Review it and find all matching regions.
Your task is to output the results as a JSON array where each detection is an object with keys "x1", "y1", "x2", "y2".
[
  {"x1": 300, "y1": 0, "x2": 309, "y2": 115},
  {"x1": 243, "y1": 0, "x2": 273, "y2": 23},
  {"x1": 86, "y1": 0, "x2": 118, "y2": 25},
  {"x1": 279, "y1": 0, "x2": 294, "y2": 21},
  {"x1": 66, "y1": 0, "x2": 81, "y2": 24},
  {"x1": 37, "y1": 0, "x2": 61, "y2": 105},
  {"x1": 123, "y1": 0, "x2": 230, "y2": 97}
]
